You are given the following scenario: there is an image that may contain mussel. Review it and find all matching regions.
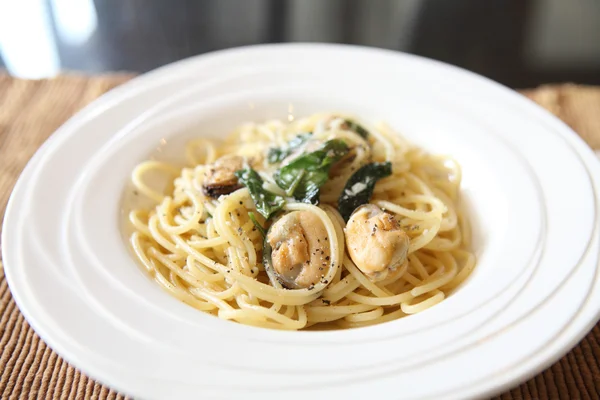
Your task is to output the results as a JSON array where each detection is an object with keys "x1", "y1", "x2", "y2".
[
  {"x1": 202, "y1": 155, "x2": 244, "y2": 198},
  {"x1": 263, "y1": 211, "x2": 331, "y2": 289},
  {"x1": 345, "y1": 204, "x2": 409, "y2": 282}
]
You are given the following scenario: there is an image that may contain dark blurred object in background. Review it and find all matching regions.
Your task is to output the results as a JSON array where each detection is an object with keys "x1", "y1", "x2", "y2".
[{"x1": 0, "y1": 0, "x2": 599, "y2": 88}]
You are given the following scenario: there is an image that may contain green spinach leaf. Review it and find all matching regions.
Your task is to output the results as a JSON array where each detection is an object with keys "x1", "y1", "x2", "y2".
[
  {"x1": 274, "y1": 139, "x2": 349, "y2": 204},
  {"x1": 343, "y1": 119, "x2": 369, "y2": 139},
  {"x1": 267, "y1": 133, "x2": 312, "y2": 164},
  {"x1": 338, "y1": 162, "x2": 392, "y2": 221},
  {"x1": 248, "y1": 212, "x2": 267, "y2": 238},
  {"x1": 235, "y1": 168, "x2": 285, "y2": 219}
]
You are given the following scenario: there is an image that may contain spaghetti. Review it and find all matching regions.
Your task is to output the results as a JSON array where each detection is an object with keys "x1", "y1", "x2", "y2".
[{"x1": 127, "y1": 113, "x2": 475, "y2": 330}]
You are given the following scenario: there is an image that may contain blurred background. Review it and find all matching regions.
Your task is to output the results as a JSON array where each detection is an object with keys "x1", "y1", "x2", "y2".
[{"x1": 0, "y1": 0, "x2": 599, "y2": 89}]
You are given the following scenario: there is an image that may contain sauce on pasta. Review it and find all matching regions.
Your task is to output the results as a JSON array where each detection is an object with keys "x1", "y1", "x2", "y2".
[{"x1": 126, "y1": 113, "x2": 476, "y2": 330}]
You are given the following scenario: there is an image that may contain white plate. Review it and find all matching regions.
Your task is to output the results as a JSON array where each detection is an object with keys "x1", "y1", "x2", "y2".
[{"x1": 3, "y1": 44, "x2": 600, "y2": 400}]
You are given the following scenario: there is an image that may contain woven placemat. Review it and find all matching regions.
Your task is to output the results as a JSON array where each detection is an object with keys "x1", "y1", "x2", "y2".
[{"x1": 1, "y1": 74, "x2": 599, "y2": 399}]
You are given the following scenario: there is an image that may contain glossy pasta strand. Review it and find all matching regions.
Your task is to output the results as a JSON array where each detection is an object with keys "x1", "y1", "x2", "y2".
[{"x1": 126, "y1": 113, "x2": 476, "y2": 330}]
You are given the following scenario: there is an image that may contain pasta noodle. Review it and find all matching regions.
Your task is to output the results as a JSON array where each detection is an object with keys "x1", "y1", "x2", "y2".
[{"x1": 126, "y1": 113, "x2": 475, "y2": 330}]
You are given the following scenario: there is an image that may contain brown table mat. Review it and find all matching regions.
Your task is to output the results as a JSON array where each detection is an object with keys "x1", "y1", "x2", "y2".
[{"x1": 1, "y1": 74, "x2": 599, "y2": 400}]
